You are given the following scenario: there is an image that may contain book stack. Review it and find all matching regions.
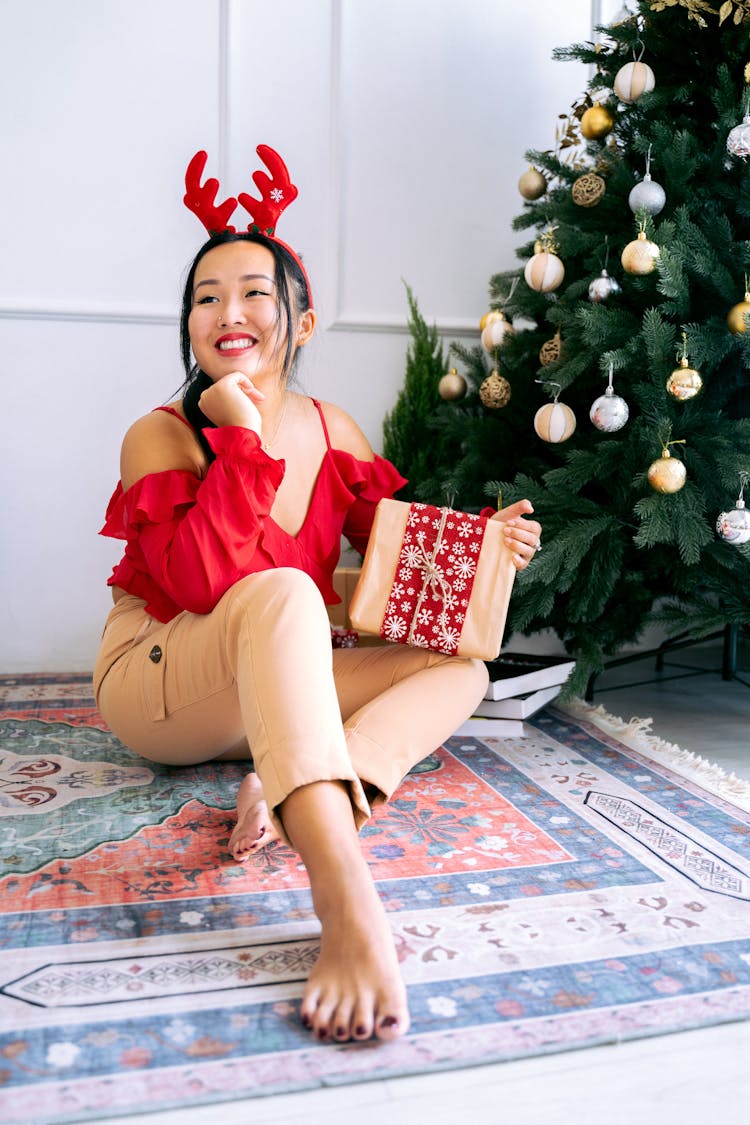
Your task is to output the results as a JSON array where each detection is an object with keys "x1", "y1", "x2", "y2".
[{"x1": 453, "y1": 652, "x2": 575, "y2": 738}]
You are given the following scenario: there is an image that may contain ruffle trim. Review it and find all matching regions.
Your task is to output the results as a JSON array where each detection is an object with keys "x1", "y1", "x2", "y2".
[
  {"x1": 100, "y1": 472, "x2": 201, "y2": 539},
  {"x1": 100, "y1": 428, "x2": 284, "y2": 540},
  {"x1": 329, "y1": 449, "x2": 407, "y2": 502}
]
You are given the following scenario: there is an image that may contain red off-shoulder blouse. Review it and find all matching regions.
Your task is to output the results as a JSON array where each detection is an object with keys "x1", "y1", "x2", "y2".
[{"x1": 100, "y1": 399, "x2": 406, "y2": 623}]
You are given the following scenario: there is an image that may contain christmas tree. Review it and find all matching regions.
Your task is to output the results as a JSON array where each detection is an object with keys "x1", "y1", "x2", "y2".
[
  {"x1": 383, "y1": 284, "x2": 462, "y2": 502},
  {"x1": 393, "y1": 0, "x2": 750, "y2": 696}
]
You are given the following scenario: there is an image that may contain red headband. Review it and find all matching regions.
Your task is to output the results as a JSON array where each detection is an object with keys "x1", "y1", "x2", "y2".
[{"x1": 184, "y1": 145, "x2": 313, "y2": 307}]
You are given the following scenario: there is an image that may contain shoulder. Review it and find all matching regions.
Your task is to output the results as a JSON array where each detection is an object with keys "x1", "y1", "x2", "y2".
[
  {"x1": 316, "y1": 400, "x2": 375, "y2": 462},
  {"x1": 120, "y1": 405, "x2": 206, "y2": 490}
]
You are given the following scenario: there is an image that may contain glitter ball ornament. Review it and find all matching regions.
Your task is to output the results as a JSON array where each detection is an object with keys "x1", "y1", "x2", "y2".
[
  {"x1": 628, "y1": 173, "x2": 666, "y2": 216},
  {"x1": 572, "y1": 172, "x2": 606, "y2": 207},
  {"x1": 438, "y1": 367, "x2": 468, "y2": 401},
  {"x1": 539, "y1": 331, "x2": 561, "y2": 366},
  {"x1": 621, "y1": 230, "x2": 660, "y2": 275},
  {"x1": 614, "y1": 60, "x2": 655, "y2": 103},
  {"x1": 647, "y1": 447, "x2": 686, "y2": 493},
  {"x1": 481, "y1": 312, "x2": 513, "y2": 351},
  {"x1": 716, "y1": 475, "x2": 750, "y2": 544},
  {"x1": 590, "y1": 367, "x2": 629, "y2": 432},
  {"x1": 581, "y1": 103, "x2": 615, "y2": 140},
  {"x1": 666, "y1": 356, "x2": 702, "y2": 401},
  {"x1": 518, "y1": 166, "x2": 547, "y2": 200},
  {"x1": 727, "y1": 292, "x2": 750, "y2": 334},
  {"x1": 479, "y1": 370, "x2": 511, "y2": 409},
  {"x1": 588, "y1": 268, "x2": 621, "y2": 303},
  {"x1": 524, "y1": 250, "x2": 565, "y2": 293},
  {"x1": 727, "y1": 115, "x2": 750, "y2": 159}
]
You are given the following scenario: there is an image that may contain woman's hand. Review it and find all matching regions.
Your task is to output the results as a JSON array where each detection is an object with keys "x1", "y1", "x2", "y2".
[
  {"x1": 490, "y1": 499, "x2": 542, "y2": 571},
  {"x1": 198, "y1": 372, "x2": 265, "y2": 433}
]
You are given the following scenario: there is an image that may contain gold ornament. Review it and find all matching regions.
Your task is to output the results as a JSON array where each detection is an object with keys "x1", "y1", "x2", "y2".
[
  {"x1": 438, "y1": 368, "x2": 468, "y2": 401},
  {"x1": 580, "y1": 103, "x2": 615, "y2": 140},
  {"x1": 479, "y1": 370, "x2": 511, "y2": 409},
  {"x1": 667, "y1": 338, "x2": 703, "y2": 402},
  {"x1": 647, "y1": 442, "x2": 687, "y2": 493},
  {"x1": 539, "y1": 330, "x2": 561, "y2": 366},
  {"x1": 518, "y1": 166, "x2": 547, "y2": 201},
  {"x1": 621, "y1": 229, "x2": 660, "y2": 275},
  {"x1": 524, "y1": 251, "x2": 565, "y2": 293},
  {"x1": 481, "y1": 312, "x2": 514, "y2": 351},
  {"x1": 572, "y1": 172, "x2": 606, "y2": 207},
  {"x1": 479, "y1": 309, "x2": 504, "y2": 332},
  {"x1": 614, "y1": 60, "x2": 656, "y2": 104},
  {"x1": 727, "y1": 291, "x2": 750, "y2": 334},
  {"x1": 666, "y1": 359, "x2": 702, "y2": 401}
]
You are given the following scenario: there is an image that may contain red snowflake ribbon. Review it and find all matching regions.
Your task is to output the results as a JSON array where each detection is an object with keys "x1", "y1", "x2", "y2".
[{"x1": 379, "y1": 503, "x2": 487, "y2": 655}]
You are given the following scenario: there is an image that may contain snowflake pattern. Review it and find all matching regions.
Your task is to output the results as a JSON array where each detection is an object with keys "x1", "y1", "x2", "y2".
[{"x1": 379, "y1": 503, "x2": 488, "y2": 655}]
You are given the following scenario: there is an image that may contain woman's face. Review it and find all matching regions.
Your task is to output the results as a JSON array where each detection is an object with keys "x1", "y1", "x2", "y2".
[{"x1": 188, "y1": 240, "x2": 287, "y2": 384}]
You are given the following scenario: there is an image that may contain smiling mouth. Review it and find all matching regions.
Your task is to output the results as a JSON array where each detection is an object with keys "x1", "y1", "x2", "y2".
[{"x1": 216, "y1": 336, "x2": 255, "y2": 353}]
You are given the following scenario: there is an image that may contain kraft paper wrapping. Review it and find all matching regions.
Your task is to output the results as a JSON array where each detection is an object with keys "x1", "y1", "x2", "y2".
[{"x1": 349, "y1": 499, "x2": 516, "y2": 660}]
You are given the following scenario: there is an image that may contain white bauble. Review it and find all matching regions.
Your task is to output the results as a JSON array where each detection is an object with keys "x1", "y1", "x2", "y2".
[
  {"x1": 614, "y1": 61, "x2": 655, "y2": 103},
  {"x1": 534, "y1": 401, "x2": 576, "y2": 443},
  {"x1": 524, "y1": 251, "x2": 565, "y2": 293}
]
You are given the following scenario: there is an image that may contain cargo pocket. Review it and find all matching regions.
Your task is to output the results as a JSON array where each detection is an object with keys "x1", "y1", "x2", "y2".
[{"x1": 140, "y1": 619, "x2": 179, "y2": 723}]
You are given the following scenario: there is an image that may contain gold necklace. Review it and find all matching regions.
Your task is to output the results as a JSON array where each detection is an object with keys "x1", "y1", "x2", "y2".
[{"x1": 261, "y1": 393, "x2": 289, "y2": 452}]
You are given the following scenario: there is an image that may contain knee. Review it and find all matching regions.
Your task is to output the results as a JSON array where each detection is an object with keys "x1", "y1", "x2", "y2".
[
  {"x1": 223, "y1": 568, "x2": 328, "y2": 629},
  {"x1": 467, "y1": 657, "x2": 490, "y2": 697}
]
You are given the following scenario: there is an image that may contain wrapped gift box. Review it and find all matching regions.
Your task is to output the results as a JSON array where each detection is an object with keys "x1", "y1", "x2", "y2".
[{"x1": 349, "y1": 500, "x2": 516, "y2": 660}]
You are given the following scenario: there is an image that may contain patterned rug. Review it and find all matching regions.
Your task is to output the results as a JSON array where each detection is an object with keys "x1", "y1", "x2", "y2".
[{"x1": 1, "y1": 674, "x2": 750, "y2": 1124}]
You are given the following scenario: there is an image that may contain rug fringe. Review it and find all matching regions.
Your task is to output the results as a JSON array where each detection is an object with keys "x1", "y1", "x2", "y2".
[{"x1": 558, "y1": 697, "x2": 750, "y2": 815}]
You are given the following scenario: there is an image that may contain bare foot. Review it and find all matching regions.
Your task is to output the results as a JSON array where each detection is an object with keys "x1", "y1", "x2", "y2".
[
  {"x1": 299, "y1": 863, "x2": 410, "y2": 1042},
  {"x1": 228, "y1": 772, "x2": 279, "y2": 861}
]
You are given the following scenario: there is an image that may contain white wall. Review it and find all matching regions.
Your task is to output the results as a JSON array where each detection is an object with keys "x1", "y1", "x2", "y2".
[{"x1": 0, "y1": 0, "x2": 596, "y2": 671}]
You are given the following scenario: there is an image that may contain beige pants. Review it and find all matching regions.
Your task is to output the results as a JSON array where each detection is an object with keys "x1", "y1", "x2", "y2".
[{"x1": 93, "y1": 568, "x2": 489, "y2": 835}]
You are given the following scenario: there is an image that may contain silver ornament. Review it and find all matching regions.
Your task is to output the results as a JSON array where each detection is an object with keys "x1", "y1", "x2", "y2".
[
  {"x1": 727, "y1": 115, "x2": 750, "y2": 159},
  {"x1": 590, "y1": 387, "x2": 629, "y2": 431},
  {"x1": 588, "y1": 268, "x2": 622, "y2": 303},
  {"x1": 716, "y1": 502, "x2": 750, "y2": 544},
  {"x1": 590, "y1": 364, "x2": 629, "y2": 432},
  {"x1": 628, "y1": 173, "x2": 666, "y2": 216},
  {"x1": 716, "y1": 473, "x2": 750, "y2": 543}
]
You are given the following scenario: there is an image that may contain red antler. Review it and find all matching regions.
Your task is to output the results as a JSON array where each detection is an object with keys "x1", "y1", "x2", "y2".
[
  {"x1": 183, "y1": 151, "x2": 238, "y2": 235},
  {"x1": 237, "y1": 144, "x2": 299, "y2": 235}
]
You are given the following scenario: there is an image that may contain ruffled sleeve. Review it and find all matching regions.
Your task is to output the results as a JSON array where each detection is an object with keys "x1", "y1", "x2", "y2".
[
  {"x1": 334, "y1": 451, "x2": 407, "y2": 555},
  {"x1": 100, "y1": 426, "x2": 284, "y2": 617}
]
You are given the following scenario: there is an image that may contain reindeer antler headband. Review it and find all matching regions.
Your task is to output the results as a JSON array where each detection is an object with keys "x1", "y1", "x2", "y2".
[{"x1": 183, "y1": 145, "x2": 313, "y2": 306}]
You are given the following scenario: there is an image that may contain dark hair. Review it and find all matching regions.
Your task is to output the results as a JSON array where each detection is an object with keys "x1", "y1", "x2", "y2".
[{"x1": 177, "y1": 230, "x2": 312, "y2": 462}]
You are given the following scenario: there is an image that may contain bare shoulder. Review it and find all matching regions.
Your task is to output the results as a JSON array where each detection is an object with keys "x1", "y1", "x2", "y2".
[
  {"x1": 316, "y1": 400, "x2": 375, "y2": 462},
  {"x1": 120, "y1": 405, "x2": 205, "y2": 490}
]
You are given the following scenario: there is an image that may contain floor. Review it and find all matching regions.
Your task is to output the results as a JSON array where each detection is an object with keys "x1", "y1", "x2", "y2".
[{"x1": 90, "y1": 634, "x2": 750, "y2": 1125}]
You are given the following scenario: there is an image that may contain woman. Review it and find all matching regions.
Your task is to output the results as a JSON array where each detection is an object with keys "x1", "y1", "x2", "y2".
[{"x1": 94, "y1": 167, "x2": 542, "y2": 1044}]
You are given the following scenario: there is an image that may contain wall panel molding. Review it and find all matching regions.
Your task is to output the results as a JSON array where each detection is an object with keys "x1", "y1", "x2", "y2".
[{"x1": 0, "y1": 303, "x2": 177, "y2": 326}]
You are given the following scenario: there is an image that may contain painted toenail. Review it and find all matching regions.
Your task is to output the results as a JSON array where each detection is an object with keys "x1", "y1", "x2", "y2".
[
  {"x1": 380, "y1": 1015, "x2": 399, "y2": 1028},
  {"x1": 301, "y1": 1013, "x2": 311, "y2": 1028},
  {"x1": 316, "y1": 1027, "x2": 328, "y2": 1040},
  {"x1": 355, "y1": 1025, "x2": 367, "y2": 1037},
  {"x1": 335, "y1": 1027, "x2": 346, "y2": 1038}
]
